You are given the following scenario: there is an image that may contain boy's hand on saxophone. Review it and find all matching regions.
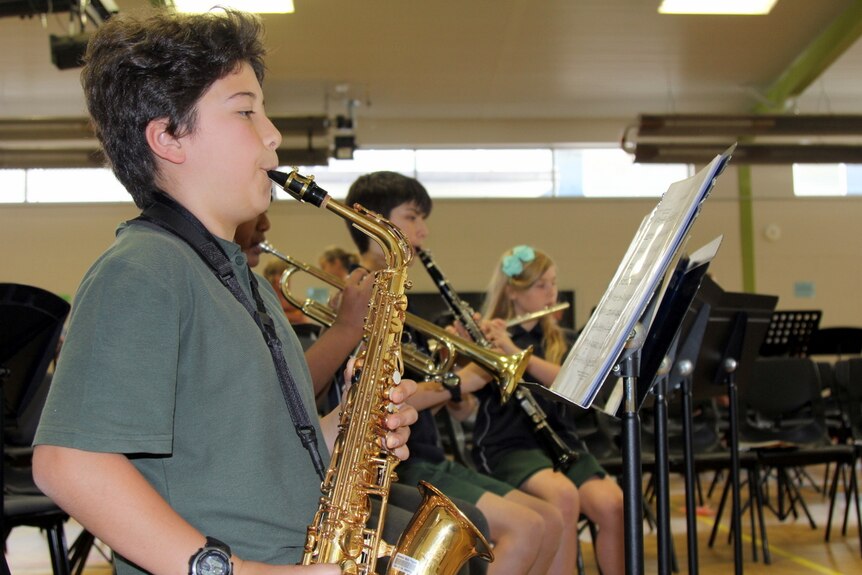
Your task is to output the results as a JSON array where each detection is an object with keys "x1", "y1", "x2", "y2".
[{"x1": 384, "y1": 376, "x2": 418, "y2": 461}]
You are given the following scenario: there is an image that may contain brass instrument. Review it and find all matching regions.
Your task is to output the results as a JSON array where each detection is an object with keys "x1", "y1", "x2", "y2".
[
  {"x1": 268, "y1": 170, "x2": 492, "y2": 575},
  {"x1": 505, "y1": 302, "x2": 570, "y2": 328},
  {"x1": 416, "y1": 248, "x2": 578, "y2": 472},
  {"x1": 258, "y1": 243, "x2": 527, "y2": 404}
]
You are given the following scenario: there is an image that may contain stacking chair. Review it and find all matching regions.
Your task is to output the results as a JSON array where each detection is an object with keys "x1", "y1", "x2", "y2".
[
  {"x1": 1, "y1": 283, "x2": 71, "y2": 575},
  {"x1": 738, "y1": 357, "x2": 856, "y2": 539},
  {"x1": 830, "y1": 357, "x2": 862, "y2": 553}
]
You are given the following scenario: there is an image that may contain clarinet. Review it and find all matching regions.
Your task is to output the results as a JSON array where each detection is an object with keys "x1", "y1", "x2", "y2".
[{"x1": 417, "y1": 248, "x2": 578, "y2": 472}]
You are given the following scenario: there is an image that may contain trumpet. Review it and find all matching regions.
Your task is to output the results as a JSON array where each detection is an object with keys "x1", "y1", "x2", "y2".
[
  {"x1": 505, "y1": 302, "x2": 570, "y2": 328},
  {"x1": 259, "y1": 243, "x2": 529, "y2": 403}
]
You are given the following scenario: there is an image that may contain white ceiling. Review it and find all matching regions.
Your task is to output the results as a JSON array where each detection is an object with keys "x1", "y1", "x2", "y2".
[{"x1": 1, "y1": 0, "x2": 861, "y2": 144}]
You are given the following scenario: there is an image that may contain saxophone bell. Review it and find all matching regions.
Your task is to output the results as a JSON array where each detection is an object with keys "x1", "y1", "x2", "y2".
[{"x1": 387, "y1": 481, "x2": 493, "y2": 575}]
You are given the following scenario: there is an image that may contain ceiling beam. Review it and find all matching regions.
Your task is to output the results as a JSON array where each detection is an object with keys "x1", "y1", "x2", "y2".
[
  {"x1": 0, "y1": 116, "x2": 334, "y2": 168},
  {"x1": 755, "y1": 0, "x2": 862, "y2": 112}
]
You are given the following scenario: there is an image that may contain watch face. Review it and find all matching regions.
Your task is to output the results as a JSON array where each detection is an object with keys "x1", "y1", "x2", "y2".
[{"x1": 197, "y1": 550, "x2": 230, "y2": 575}]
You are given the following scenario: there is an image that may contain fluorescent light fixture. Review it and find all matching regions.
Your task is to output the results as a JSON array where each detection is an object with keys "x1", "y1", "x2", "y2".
[
  {"x1": 659, "y1": 0, "x2": 778, "y2": 15},
  {"x1": 172, "y1": 0, "x2": 295, "y2": 14}
]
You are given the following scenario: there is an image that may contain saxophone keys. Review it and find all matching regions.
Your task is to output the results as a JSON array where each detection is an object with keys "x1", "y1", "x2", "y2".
[{"x1": 378, "y1": 541, "x2": 396, "y2": 560}]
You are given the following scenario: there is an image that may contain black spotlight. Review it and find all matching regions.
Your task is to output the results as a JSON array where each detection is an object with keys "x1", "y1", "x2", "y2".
[{"x1": 49, "y1": 33, "x2": 91, "y2": 70}]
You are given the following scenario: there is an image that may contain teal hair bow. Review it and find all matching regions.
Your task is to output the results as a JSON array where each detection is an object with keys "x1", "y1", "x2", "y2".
[{"x1": 501, "y1": 245, "x2": 536, "y2": 278}]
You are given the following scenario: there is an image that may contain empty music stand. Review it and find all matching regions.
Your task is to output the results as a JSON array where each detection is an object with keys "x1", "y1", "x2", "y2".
[
  {"x1": 759, "y1": 310, "x2": 822, "y2": 358},
  {"x1": 0, "y1": 283, "x2": 71, "y2": 575},
  {"x1": 691, "y1": 280, "x2": 778, "y2": 575},
  {"x1": 807, "y1": 327, "x2": 862, "y2": 358}
]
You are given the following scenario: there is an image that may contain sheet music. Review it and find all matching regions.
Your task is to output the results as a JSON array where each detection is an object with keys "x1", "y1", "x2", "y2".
[{"x1": 551, "y1": 147, "x2": 733, "y2": 408}]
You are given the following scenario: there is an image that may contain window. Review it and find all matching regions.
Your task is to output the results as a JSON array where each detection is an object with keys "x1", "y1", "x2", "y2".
[
  {"x1": 793, "y1": 164, "x2": 862, "y2": 197},
  {"x1": 23, "y1": 168, "x2": 130, "y2": 203},
  {"x1": 0, "y1": 169, "x2": 25, "y2": 203},
  {"x1": 3, "y1": 147, "x2": 691, "y2": 203}
]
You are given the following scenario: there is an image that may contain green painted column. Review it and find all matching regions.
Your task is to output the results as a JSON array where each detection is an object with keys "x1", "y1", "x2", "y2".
[
  {"x1": 737, "y1": 165, "x2": 755, "y2": 293},
  {"x1": 738, "y1": 0, "x2": 862, "y2": 292}
]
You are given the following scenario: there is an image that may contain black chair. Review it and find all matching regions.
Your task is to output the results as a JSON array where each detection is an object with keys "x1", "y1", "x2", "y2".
[
  {"x1": 1, "y1": 283, "x2": 71, "y2": 575},
  {"x1": 830, "y1": 357, "x2": 862, "y2": 553},
  {"x1": 738, "y1": 357, "x2": 857, "y2": 539}
]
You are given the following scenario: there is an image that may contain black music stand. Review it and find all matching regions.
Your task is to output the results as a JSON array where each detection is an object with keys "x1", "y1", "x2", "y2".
[
  {"x1": 690, "y1": 280, "x2": 778, "y2": 575},
  {"x1": 806, "y1": 327, "x2": 862, "y2": 358},
  {"x1": 758, "y1": 310, "x2": 822, "y2": 358},
  {"x1": 631, "y1": 241, "x2": 719, "y2": 575},
  {"x1": 1, "y1": 283, "x2": 71, "y2": 575},
  {"x1": 666, "y1": 300, "x2": 712, "y2": 575},
  {"x1": 531, "y1": 146, "x2": 734, "y2": 575}
]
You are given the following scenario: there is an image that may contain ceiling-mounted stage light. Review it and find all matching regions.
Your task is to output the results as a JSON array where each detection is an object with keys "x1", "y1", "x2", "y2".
[
  {"x1": 50, "y1": 33, "x2": 91, "y2": 70},
  {"x1": 45, "y1": 0, "x2": 118, "y2": 70}
]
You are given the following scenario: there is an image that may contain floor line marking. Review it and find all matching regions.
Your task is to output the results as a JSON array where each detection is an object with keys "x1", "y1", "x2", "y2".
[{"x1": 696, "y1": 516, "x2": 844, "y2": 575}]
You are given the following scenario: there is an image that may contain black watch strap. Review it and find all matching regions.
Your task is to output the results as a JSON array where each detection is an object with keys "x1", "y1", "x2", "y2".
[
  {"x1": 189, "y1": 536, "x2": 232, "y2": 575},
  {"x1": 205, "y1": 536, "x2": 231, "y2": 555}
]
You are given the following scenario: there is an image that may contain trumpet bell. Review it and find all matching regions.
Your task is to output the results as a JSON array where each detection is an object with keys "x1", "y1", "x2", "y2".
[{"x1": 386, "y1": 481, "x2": 493, "y2": 575}]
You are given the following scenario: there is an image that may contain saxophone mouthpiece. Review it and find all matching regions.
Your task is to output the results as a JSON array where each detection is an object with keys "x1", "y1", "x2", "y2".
[{"x1": 268, "y1": 169, "x2": 329, "y2": 208}]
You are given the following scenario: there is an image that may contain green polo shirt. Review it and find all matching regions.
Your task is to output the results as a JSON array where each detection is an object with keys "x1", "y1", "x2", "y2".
[{"x1": 35, "y1": 222, "x2": 326, "y2": 574}]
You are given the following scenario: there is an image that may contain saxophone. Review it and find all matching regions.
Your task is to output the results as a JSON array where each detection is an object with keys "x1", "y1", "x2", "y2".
[{"x1": 267, "y1": 170, "x2": 493, "y2": 575}]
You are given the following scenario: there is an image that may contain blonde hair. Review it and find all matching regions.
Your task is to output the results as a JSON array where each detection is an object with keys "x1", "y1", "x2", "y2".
[{"x1": 482, "y1": 247, "x2": 567, "y2": 365}]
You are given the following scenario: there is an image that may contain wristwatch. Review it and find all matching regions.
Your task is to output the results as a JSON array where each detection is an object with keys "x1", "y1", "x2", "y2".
[
  {"x1": 189, "y1": 536, "x2": 232, "y2": 575},
  {"x1": 441, "y1": 372, "x2": 462, "y2": 403}
]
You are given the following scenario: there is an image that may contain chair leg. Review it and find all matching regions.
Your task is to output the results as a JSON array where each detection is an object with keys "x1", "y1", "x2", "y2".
[
  {"x1": 852, "y1": 467, "x2": 862, "y2": 558},
  {"x1": 69, "y1": 529, "x2": 97, "y2": 575},
  {"x1": 752, "y1": 465, "x2": 771, "y2": 565},
  {"x1": 779, "y1": 468, "x2": 817, "y2": 529},
  {"x1": 709, "y1": 472, "x2": 732, "y2": 548},
  {"x1": 825, "y1": 462, "x2": 842, "y2": 541},
  {"x1": 746, "y1": 469, "x2": 758, "y2": 563},
  {"x1": 46, "y1": 521, "x2": 71, "y2": 575}
]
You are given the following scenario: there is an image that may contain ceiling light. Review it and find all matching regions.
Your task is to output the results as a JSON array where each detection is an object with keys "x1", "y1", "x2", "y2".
[
  {"x1": 172, "y1": 0, "x2": 295, "y2": 14},
  {"x1": 658, "y1": 0, "x2": 778, "y2": 15}
]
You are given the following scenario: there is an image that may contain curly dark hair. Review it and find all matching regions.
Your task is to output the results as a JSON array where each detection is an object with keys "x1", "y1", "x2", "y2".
[
  {"x1": 344, "y1": 171, "x2": 432, "y2": 253},
  {"x1": 81, "y1": 8, "x2": 267, "y2": 208}
]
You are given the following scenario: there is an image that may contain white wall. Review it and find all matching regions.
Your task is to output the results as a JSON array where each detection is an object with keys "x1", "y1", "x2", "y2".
[{"x1": 3, "y1": 163, "x2": 860, "y2": 331}]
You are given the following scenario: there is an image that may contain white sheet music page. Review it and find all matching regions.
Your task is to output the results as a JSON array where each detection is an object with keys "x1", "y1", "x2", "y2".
[{"x1": 551, "y1": 147, "x2": 733, "y2": 408}]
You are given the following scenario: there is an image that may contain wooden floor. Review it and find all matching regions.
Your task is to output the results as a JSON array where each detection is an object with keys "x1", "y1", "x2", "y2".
[{"x1": 6, "y1": 464, "x2": 862, "y2": 575}]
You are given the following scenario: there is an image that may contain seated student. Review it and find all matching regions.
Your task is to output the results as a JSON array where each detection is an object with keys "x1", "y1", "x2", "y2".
[
  {"x1": 318, "y1": 245, "x2": 360, "y2": 280},
  {"x1": 234, "y1": 212, "x2": 371, "y2": 391},
  {"x1": 31, "y1": 10, "x2": 417, "y2": 575},
  {"x1": 473, "y1": 246, "x2": 625, "y2": 575},
  {"x1": 345, "y1": 171, "x2": 574, "y2": 575}
]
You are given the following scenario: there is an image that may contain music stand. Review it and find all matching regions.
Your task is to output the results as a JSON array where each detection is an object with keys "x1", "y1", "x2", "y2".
[
  {"x1": 530, "y1": 146, "x2": 735, "y2": 575},
  {"x1": 632, "y1": 238, "x2": 720, "y2": 575},
  {"x1": 690, "y1": 279, "x2": 778, "y2": 575},
  {"x1": 806, "y1": 327, "x2": 862, "y2": 358},
  {"x1": 758, "y1": 310, "x2": 821, "y2": 358},
  {"x1": 667, "y1": 300, "x2": 712, "y2": 575},
  {"x1": 0, "y1": 283, "x2": 70, "y2": 572}
]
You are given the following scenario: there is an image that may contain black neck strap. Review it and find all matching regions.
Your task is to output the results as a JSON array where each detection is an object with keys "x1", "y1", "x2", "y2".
[{"x1": 134, "y1": 193, "x2": 325, "y2": 481}]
